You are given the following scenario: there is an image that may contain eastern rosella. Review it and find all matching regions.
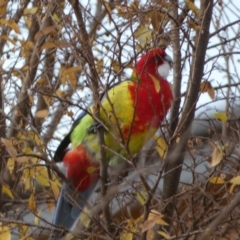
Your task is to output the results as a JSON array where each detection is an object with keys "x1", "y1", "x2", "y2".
[{"x1": 51, "y1": 48, "x2": 173, "y2": 238}]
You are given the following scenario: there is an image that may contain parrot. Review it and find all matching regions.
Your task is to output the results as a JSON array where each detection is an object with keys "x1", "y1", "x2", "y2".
[{"x1": 50, "y1": 48, "x2": 173, "y2": 238}]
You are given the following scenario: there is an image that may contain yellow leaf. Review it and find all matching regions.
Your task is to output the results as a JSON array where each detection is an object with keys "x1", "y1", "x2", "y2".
[
  {"x1": 19, "y1": 224, "x2": 30, "y2": 236},
  {"x1": 16, "y1": 147, "x2": 33, "y2": 163},
  {"x1": 0, "y1": 223, "x2": 11, "y2": 240},
  {"x1": 86, "y1": 166, "x2": 97, "y2": 174},
  {"x1": 157, "y1": 230, "x2": 171, "y2": 239},
  {"x1": 0, "y1": 19, "x2": 20, "y2": 34},
  {"x1": 148, "y1": 74, "x2": 161, "y2": 93},
  {"x1": 35, "y1": 109, "x2": 48, "y2": 118},
  {"x1": 229, "y1": 176, "x2": 240, "y2": 193},
  {"x1": 7, "y1": 158, "x2": 15, "y2": 174},
  {"x1": 23, "y1": 168, "x2": 33, "y2": 191},
  {"x1": 214, "y1": 112, "x2": 227, "y2": 123},
  {"x1": 154, "y1": 135, "x2": 167, "y2": 158},
  {"x1": 34, "y1": 209, "x2": 42, "y2": 225},
  {"x1": 22, "y1": 147, "x2": 33, "y2": 153},
  {"x1": 120, "y1": 232, "x2": 133, "y2": 240},
  {"x1": 111, "y1": 60, "x2": 120, "y2": 72},
  {"x1": 155, "y1": 218, "x2": 169, "y2": 226},
  {"x1": 185, "y1": 0, "x2": 199, "y2": 14},
  {"x1": 2, "y1": 183, "x2": 14, "y2": 199},
  {"x1": 1, "y1": 138, "x2": 17, "y2": 158},
  {"x1": 27, "y1": 131, "x2": 43, "y2": 145},
  {"x1": 136, "y1": 191, "x2": 148, "y2": 205},
  {"x1": 34, "y1": 166, "x2": 50, "y2": 187},
  {"x1": 50, "y1": 181, "x2": 60, "y2": 200},
  {"x1": 40, "y1": 40, "x2": 71, "y2": 50},
  {"x1": 80, "y1": 207, "x2": 91, "y2": 228},
  {"x1": 28, "y1": 193, "x2": 36, "y2": 212},
  {"x1": 134, "y1": 25, "x2": 152, "y2": 48},
  {"x1": 209, "y1": 176, "x2": 225, "y2": 184},
  {"x1": 23, "y1": 7, "x2": 38, "y2": 15}
]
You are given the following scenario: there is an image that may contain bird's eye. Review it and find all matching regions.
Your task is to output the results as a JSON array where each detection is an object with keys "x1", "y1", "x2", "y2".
[{"x1": 154, "y1": 55, "x2": 163, "y2": 63}]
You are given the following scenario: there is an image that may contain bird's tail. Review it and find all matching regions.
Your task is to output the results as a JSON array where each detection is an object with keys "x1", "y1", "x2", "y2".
[{"x1": 50, "y1": 145, "x2": 99, "y2": 239}]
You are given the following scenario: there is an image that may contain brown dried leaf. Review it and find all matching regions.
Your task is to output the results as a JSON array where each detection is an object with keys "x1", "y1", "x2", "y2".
[
  {"x1": 103, "y1": 1, "x2": 112, "y2": 23},
  {"x1": 195, "y1": 138, "x2": 203, "y2": 146},
  {"x1": 185, "y1": 0, "x2": 199, "y2": 14},
  {"x1": 0, "y1": 0, "x2": 7, "y2": 15},
  {"x1": 151, "y1": 10, "x2": 162, "y2": 32},
  {"x1": 187, "y1": 19, "x2": 200, "y2": 31},
  {"x1": 0, "y1": 19, "x2": 20, "y2": 34},
  {"x1": 200, "y1": 81, "x2": 215, "y2": 99},
  {"x1": 0, "y1": 35, "x2": 16, "y2": 45},
  {"x1": 35, "y1": 109, "x2": 48, "y2": 118},
  {"x1": 16, "y1": 156, "x2": 31, "y2": 163},
  {"x1": 1, "y1": 138, "x2": 17, "y2": 158},
  {"x1": 40, "y1": 40, "x2": 71, "y2": 50},
  {"x1": 34, "y1": 25, "x2": 56, "y2": 41},
  {"x1": 141, "y1": 219, "x2": 156, "y2": 233},
  {"x1": 96, "y1": 59, "x2": 104, "y2": 74}
]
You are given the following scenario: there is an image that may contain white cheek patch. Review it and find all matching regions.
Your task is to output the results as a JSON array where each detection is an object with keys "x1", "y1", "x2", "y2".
[{"x1": 157, "y1": 61, "x2": 171, "y2": 79}]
